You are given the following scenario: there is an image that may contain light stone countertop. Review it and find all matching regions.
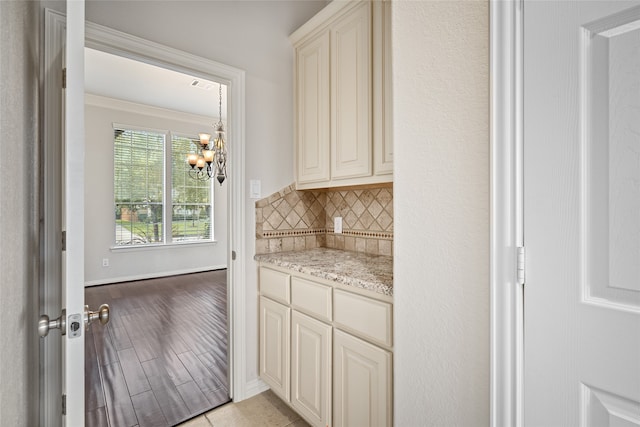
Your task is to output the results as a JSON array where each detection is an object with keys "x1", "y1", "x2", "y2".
[{"x1": 254, "y1": 248, "x2": 393, "y2": 297}]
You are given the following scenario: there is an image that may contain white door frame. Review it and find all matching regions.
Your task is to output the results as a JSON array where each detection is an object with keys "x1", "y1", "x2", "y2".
[
  {"x1": 490, "y1": 0, "x2": 524, "y2": 426},
  {"x1": 42, "y1": 9, "x2": 248, "y2": 426}
]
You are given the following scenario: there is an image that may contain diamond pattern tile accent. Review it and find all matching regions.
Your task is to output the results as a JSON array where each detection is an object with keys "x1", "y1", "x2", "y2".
[
  {"x1": 376, "y1": 210, "x2": 393, "y2": 231},
  {"x1": 359, "y1": 190, "x2": 375, "y2": 207},
  {"x1": 266, "y1": 210, "x2": 284, "y2": 230},
  {"x1": 359, "y1": 211, "x2": 375, "y2": 229},
  {"x1": 285, "y1": 210, "x2": 301, "y2": 228},
  {"x1": 351, "y1": 200, "x2": 366, "y2": 217},
  {"x1": 344, "y1": 211, "x2": 359, "y2": 229},
  {"x1": 344, "y1": 191, "x2": 358, "y2": 208}
]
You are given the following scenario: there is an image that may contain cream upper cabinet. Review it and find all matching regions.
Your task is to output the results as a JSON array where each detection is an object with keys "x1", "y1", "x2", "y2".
[
  {"x1": 330, "y1": 2, "x2": 371, "y2": 180},
  {"x1": 292, "y1": 0, "x2": 392, "y2": 189},
  {"x1": 296, "y1": 31, "x2": 331, "y2": 184},
  {"x1": 372, "y1": 0, "x2": 393, "y2": 175}
]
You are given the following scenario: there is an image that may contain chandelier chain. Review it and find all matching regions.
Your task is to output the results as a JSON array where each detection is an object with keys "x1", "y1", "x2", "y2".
[{"x1": 218, "y1": 85, "x2": 223, "y2": 125}]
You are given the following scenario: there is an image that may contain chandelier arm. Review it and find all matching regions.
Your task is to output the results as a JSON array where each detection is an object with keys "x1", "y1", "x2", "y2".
[{"x1": 189, "y1": 168, "x2": 210, "y2": 181}]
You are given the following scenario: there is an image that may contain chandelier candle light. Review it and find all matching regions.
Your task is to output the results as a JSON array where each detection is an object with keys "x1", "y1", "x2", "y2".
[{"x1": 187, "y1": 84, "x2": 227, "y2": 184}]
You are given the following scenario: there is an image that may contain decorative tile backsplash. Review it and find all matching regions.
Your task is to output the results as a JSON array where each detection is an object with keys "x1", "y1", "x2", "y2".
[
  {"x1": 324, "y1": 186, "x2": 393, "y2": 256},
  {"x1": 255, "y1": 183, "x2": 393, "y2": 256}
]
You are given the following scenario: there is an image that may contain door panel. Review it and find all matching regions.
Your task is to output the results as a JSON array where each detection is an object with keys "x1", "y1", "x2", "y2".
[
  {"x1": 259, "y1": 296, "x2": 291, "y2": 401},
  {"x1": 333, "y1": 329, "x2": 391, "y2": 427},
  {"x1": 583, "y1": 12, "x2": 640, "y2": 309},
  {"x1": 291, "y1": 310, "x2": 331, "y2": 427},
  {"x1": 524, "y1": 1, "x2": 640, "y2": 425},
  {"x1": 64, "y1": 0, "x2": 86, "y2": 424},
  {"x1": 331, "y1": 2, "x2": 371, "y2": 180},
  {"x1": 296, "y1": 31, "x2": 330, "y2": 184}
]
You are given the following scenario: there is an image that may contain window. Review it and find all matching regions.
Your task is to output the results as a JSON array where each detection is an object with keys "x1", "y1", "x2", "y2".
[
  {"x1": 114, "y1": 127, "x2": 214, "y2": 246},
  {"x1": 171, "y1": 135, "x2": 212, "y2": 242},
  {"x1": 114, "y1": 128, "x2": 165, "y2": 245}
]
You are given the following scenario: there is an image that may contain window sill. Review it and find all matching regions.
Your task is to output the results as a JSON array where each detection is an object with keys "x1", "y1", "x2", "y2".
[{"x1": 110, "y1": 240, "x2": 218, "y2": 252}]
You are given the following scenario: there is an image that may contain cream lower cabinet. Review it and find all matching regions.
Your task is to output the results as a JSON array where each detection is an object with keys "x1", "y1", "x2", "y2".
[
  {"x1": 333, "y1": 329, "x2": 392, "y2": 427},
  {"x1": 291, "y1": 311, "x2": 332, "y2": 427},
  {"x1": 259, "y1": 266, "x2": 393, "y2": 427},
  {"x1": 259, "y1": 296, "x2": 291, "y2": 401}
]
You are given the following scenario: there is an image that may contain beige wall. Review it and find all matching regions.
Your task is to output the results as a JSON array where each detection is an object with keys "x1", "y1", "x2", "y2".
[
  {"x1": 0, "y1": 0, "x2": 40, "y2": 425},
  {"x1": 84, "y1": 95, "x2": 228, "y2": 285},
  {"x1": 392, "y1": 1, "x2": 490, "y2": 425}
]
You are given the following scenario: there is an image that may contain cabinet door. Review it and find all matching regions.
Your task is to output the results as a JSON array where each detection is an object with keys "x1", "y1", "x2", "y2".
[
  {"x1": 291, "y1": 311, "x2": 332, "y2": 427},
  {"x1": 259, "y1": 296, "x2": 291, "y2": 401},
  {"x1": 331, "y1": 2, "x2": 372, "y2": 180},
  {"x1": 296, "y1": 31, "x2": 331, "y2": 184},
  {"x1": 372, "y1": 0, "x2": 393, "y2": 175},
  {"x1": 333, "y1": 329, "x2": 392, "y2": 427}
]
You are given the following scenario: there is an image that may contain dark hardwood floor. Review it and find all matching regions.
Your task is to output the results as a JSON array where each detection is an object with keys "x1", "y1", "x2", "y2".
[{"x1": 85, "y1": 270, "x2": 230, "y2": 427}]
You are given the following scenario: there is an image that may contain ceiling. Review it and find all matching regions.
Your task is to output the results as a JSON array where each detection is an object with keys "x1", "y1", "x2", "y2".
[{"x1": 84, "y1": 47, "x2": 226, "y2": 120}]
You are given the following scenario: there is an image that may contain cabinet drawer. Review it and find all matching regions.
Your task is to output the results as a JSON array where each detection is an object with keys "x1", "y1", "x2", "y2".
[
  {"x1": 333, "y1": 289, "x2": 392, "y2": 347},
  {"x1": 260, "y1": 267, "x2": 291, "y2": 304},
  {"x1": 291, "y1": 277, "x2": 332, "y2": 322}
]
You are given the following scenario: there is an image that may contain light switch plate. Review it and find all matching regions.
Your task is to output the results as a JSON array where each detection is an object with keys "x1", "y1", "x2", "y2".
[
  {"x1": 250, "y1": 180, "x2": 261, "y2": 199},
  {"x1": 334, "y1": 217, "x2": 343, "y2": 234}
]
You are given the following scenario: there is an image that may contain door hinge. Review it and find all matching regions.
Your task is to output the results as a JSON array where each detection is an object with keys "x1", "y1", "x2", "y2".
[
  {"x1": 231, "y1": 250, "x2": 237, "y2": 261},
  {"x1": 517, "y1": 246, "x2": 525, "y2": 285},
  {"x1": 61, "y1": 231, "x2": 66, "y2": 251},
  {"x1": 62, "y1": 68, "x2": 66, "y2": 89},
  {"x1": 62, "y1": 394, "x2": 66, "y2": 415}
]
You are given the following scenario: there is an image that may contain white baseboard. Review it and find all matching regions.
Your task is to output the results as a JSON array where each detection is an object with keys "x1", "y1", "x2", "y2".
[
  {"x1": 242, "y1": 378, "x2": 270, "y2": 401},
  {"x1": 84, "y1": 265, "x2": 227, "y2": 287}
]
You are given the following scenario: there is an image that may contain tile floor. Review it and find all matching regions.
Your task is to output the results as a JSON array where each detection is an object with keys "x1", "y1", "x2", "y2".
[{"x1": 178, "y1": 390, "x2": 310, "y2": 427}]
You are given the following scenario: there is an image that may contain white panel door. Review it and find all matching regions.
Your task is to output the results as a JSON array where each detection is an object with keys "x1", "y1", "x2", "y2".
[
  {"x1": 259, "y1": 296, "x2": 291, "y2": 401},
  {"x1": 525, "y1": 1, "x2": 640, "y2": 425},
  {"x1": 331, "y1": 1, "x2": 372, "y2": 180},
  {"x1": 63, "y1": 1, "x2": 86, "y2": 424},
  {"x1": 291, "y1": 310, "x2": 331, "y2": 427}
]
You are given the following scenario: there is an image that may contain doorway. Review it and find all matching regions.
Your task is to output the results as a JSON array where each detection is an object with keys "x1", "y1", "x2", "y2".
[
  {"x1": 41, "y1": 10, "x2": 247, "y2": 425},
  {"x1": 82, "y1": 46, "x2": 233, "y2": 424}
]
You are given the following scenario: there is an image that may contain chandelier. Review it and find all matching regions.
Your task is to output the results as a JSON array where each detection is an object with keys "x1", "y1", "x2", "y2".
[{"x1": 187, "y1": 85, "x2": 227, "y2": 184}]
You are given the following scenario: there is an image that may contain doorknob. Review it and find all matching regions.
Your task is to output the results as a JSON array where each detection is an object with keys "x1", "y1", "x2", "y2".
[
  {"x1": 84, "y1": 304, "x2": 110, "y2": 330},
  {"x1": 38, "y1": 309, "x2": 67, "y2": 337}
]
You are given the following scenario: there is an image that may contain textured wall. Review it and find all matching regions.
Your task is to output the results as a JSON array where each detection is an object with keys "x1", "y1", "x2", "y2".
[
  {"x1": 392, "y1": 1, "x2": 490, "y2": 425},
  {"x1": 0, "y1": 0, "x2": 40, "y2": 424}
]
